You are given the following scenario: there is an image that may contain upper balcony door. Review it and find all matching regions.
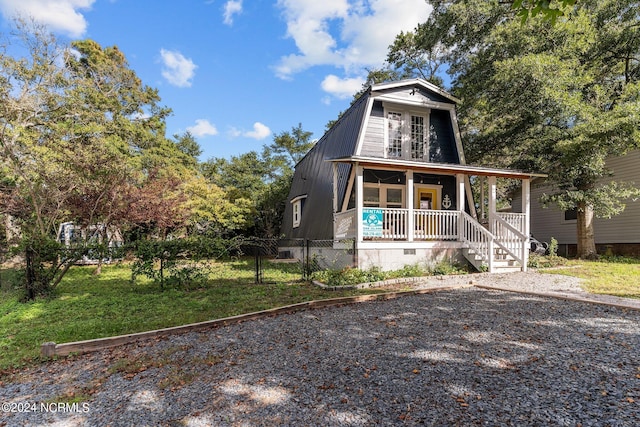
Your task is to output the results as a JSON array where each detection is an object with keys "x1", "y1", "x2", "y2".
[{"x1": 386, "y1": 109, "x2": 429, "y2": 161}]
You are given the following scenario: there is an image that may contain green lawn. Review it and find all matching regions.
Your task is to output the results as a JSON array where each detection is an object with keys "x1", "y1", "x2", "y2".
[
  {"x1": 542, "y1": 257, "x2": 640, "y2": 299},
  {"x1": 0, "y1": 259, "x2": 382, "y2": 371}
]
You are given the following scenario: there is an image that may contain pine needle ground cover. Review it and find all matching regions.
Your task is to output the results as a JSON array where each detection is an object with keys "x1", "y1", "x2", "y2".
[{"x1": 0, "y1": 260, "x2": 381, "y2": 371}]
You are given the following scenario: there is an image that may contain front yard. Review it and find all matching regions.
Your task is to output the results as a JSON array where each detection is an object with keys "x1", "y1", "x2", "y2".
[{"x1": 1, "y1": 256, "x2": 639, "y2": 372}]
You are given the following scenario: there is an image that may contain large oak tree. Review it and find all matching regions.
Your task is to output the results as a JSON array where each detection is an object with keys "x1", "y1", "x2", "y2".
[{"x1": 385, "y1": 0, "x2": 640, "y2": 258}]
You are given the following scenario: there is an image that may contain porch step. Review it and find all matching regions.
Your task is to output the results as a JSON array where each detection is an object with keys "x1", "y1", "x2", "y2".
[{"x1": 463, "y1": 247, "x2": 523, "y2": 273}]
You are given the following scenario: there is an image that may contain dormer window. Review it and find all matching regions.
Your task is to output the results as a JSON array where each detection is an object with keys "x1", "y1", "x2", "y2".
[{"x1": 385, "y1": 106, "x2": 429, "y2": 160}]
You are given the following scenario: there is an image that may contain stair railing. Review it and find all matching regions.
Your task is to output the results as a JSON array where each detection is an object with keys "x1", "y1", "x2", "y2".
[
  {"x1": 491, "y1": 215, "x2": 528, "y2": 269},
  {"x1": 460, "y1": 211, "x2": 494, "y2": 271}
]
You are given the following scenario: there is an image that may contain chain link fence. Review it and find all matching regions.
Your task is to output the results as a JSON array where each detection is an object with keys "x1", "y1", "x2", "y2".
[
  {"x1": 1, "y1": 235, "x2": 357, "y2": 290},
  {"x1": 275, "y1": 238, "x2": 356, "y2": 281}
]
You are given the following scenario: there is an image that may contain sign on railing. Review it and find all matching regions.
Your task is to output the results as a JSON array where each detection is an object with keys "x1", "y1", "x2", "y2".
[{"x1": 362, "y1": 208, "x2": 384, "y2": 237}]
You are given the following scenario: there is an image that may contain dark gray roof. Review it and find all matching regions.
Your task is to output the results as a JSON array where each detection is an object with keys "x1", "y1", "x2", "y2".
[{"x1": 281, "y1": 91, "x2": 370, "y2": 240}]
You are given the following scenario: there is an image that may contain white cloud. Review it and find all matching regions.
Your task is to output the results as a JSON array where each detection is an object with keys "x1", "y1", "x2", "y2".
[
  {"x1": 159, "y1": 49, "x2": 197, "y2": 88},
  {"x1": 275, "y1": 0, "x2": 432, "y2": 84},
  {"x1": 229, "y1": 122, "x2": 272, "y2": 140},
  {"x1": 244, "y1": 122, "x2": 272, "y2": 140},
  {"x1": 0, "y1": 0, "x2": 94, "y2": 38},
  {"x1": 223, "y1": 0, "x2": 242, "y2": 26},
  {"x1": 321, "y1": 74, "x2": 364, "y2": 99},
  {"x1": 187, "y1": 119, "x2": 218, "y2": 137}
]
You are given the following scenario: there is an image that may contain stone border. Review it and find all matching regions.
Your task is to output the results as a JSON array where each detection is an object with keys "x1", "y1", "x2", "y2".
[
  {"x1": 311, "y1": 276, "x2": 436, "y2": 291},
  {"x1": 41, "y1": 280, "x2": 640, "y2": 359},
  {"x1": 41, "y1": 285, "x2": 468, "y2": 358}
]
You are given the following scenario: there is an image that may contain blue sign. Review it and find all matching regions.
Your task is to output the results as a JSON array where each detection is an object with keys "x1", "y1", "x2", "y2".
[{"x1": 362, "y1": 208, "x2": 383, "y2": 237}]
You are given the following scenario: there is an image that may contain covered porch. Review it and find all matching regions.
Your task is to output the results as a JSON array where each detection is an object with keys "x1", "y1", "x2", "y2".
[{"x1": 330, "y1": 157, "x2": 545, "y2": 273}]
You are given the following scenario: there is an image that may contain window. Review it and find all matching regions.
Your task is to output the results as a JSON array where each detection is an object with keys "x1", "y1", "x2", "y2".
[
  {"x1": 410, "y1": 115, "x2": 426, "y2": 159},
  {"x1": 564, "y1": 208, "x2": 578, "y2": 222},
  {"x1": 291, "y1": 195, "x2": 307, "y2": 228},
  {"x1": 387, "y1": 112, "x2": 403, "y2": 158},
  {"x1": 385, "y1": 107, "x2": 428, "y2": 160},
  {"x1": 363, "y1": 184, "x2": 404, "y2": 208}
]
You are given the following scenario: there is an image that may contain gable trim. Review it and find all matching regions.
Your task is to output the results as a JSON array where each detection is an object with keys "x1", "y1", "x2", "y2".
[
  {"x1": 370, "y1": 78, "x2": 460, "y2": 104},
  {"x1": 354, "y1": 96, "x2": 375, "y2": 158}
]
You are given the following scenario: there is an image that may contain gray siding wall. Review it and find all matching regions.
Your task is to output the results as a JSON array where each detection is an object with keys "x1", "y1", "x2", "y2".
[
  {"x1": 514, "y1": 150, "x2": 640, "y2": 245},
  {"x1": 429, "y1": 110, "x2": 459, "y2": 164},
  {"x1": 358, "y1": 103, "x2": 459, "y2": 164}
]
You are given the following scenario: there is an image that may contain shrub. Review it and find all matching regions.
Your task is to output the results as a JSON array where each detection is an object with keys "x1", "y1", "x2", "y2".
[
  {"x1": 430, "y1": 260, "x2": 468, "y2": 275},
  {"x1": 312, "y1": 260, "x2": 467, "y2": 287}
]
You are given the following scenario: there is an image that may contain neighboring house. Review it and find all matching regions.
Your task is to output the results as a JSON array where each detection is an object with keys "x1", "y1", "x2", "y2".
[
  {"x1": 279, "y1": 79, "x2": 544, "y2": 272},
  {"x1": 57, "y1": 222, "x2": 124, "y2": 264},
  {"x1": 511, "y1": 150, "x2": 640, "y2": 257}
]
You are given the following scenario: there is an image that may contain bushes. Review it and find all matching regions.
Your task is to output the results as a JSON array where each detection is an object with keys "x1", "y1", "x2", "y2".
[
  {"x1": 312, "y1": 260, "x2": 468, "y2": 288},
  {"x1": 131, "y1": 236, "x2": 245, "y2": 289}
]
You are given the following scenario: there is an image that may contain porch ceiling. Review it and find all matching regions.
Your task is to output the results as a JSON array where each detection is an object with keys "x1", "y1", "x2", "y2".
[{"x1": 326, "y1": 156, "x2": 547, "y2": 180}]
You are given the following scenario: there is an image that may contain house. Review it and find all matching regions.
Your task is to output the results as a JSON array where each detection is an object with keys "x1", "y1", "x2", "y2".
[
  {"x1": 279, "y1": 79, "x2": 545, "y2": 272},
  {"x1": 57, "y1": 222, "x2": 124, "y2": 264},
  {"x1": 511, "y1": 150, "x2": 640, "y2": 257}
]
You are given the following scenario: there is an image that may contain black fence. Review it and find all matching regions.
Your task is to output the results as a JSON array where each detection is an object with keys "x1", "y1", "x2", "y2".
[{"x1": 0, "y1": 237, "x2": 356, "y2": 287}]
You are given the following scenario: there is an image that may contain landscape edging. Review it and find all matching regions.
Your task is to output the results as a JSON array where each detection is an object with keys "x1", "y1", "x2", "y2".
[{"x1": 41, "y1": 284, "x2": 468, "y2": 358}]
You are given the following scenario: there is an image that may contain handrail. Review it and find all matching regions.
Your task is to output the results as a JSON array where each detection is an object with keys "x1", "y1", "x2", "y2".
[
  {"x1": 496, "y1": 212, "x2": 526, "y2": 235},
  {"x1": 460, "y1": 211, "x2": 494, "y2": 270},
  {"x1": 491, "y1": 215, "x2": 527, "y2": 267}
]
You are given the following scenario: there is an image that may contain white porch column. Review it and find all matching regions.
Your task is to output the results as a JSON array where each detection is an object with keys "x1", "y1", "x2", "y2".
[
  {"x1": 456, "y1": 174, "x2": 465, "y2": 242},
  {"x1": 479, "y1": 176, "x2": 485, "y2": 220},
  {"x1": 456, "y1": 174, "x2": 465, "y2": 212},
  {"x1": 407, "y1": 170, "x2": 414, "y2": 242},
  {"x1": 355, "y1": 163, "x2": 363, "y2": 245},
  {"x1": 521, "y1": 178, "x2": 531, "y2": 272},
  {"x1": 332, "y1": 163, "x2": 338, "y2": 214},
  {"x1": 488, "y1": 176, "x2": 497, "y2": 234}
]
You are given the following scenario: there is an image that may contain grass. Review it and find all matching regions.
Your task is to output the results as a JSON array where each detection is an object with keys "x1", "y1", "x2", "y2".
[
  {"x1": 541, "y1": 257, "x2": 640, "y2": 299},
  {"x1": 0, "y1": 258, "x2": 382, "y2": 371},
  {"x1": 2, "y1": 255, "x2": 639, "y2": 372}
]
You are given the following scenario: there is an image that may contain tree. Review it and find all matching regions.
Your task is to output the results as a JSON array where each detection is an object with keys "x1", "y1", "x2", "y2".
[
  {"x1": 202, "y1": 124, "x2": 315, "y2": 237},
  {"x1": 263, "y1": 123, "x2": 314, "y2": 172},
  {"x1": 173, "y1": 131, "x2": 203, "y2": 168},
  {"x1": 387, "y1": 0, "x2": 640, "y2": 258},
  {"x1": 509, "y1": 0, "x2": 578, "y2": 23},
  {"x1": 0, "y1": 20, "x2": 186, "y2": 297}
]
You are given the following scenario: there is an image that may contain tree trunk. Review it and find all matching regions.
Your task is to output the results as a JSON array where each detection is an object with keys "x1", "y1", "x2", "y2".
[{"x1": 576, "y1": 201, "x2": 597, "y2": 259}]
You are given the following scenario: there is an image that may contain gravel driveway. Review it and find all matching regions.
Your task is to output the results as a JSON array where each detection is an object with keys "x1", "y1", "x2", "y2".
[{"x1": 1, "y1": 272, "x2": 639, "y2": 426}]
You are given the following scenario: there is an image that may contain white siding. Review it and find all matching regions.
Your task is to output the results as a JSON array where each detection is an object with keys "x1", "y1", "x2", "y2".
[
  {"x1": 515, "y1": 150, "x2": 640, "y2": 245},
  {"x1": 359, "y1": 115, "x2": 384, "y2": 157}
]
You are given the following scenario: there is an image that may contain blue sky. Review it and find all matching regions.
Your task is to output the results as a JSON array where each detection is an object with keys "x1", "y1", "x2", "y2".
[{"x1": 0, "y1": 0, "x2": 432, "y2": 161}]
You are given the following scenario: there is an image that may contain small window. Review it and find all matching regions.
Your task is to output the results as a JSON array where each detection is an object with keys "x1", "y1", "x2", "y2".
[
  {"x1": 564, "y1": 208, "x2": 578, "y2": 221},
  {"x1": 291, "y1": 195, "x2": 307, "y2": 228},
  {"x1": 293, "y1": 201, "x2": 301, "y2": 228},
  {"x1": 364, "y1": 187, "x2": 380, "y2": 207}
]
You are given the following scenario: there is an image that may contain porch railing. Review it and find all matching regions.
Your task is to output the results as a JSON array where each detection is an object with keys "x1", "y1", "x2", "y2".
[
  {"x1": 334, "y1": 209, "x2": 356, "y2": 239},
  {"x1": 414, "y1": 210, "x2": 459, "y2": 240},
  {"x1": 491, "y1": 214, "x2": 528, "y2": 268},
  {"x1": 496, "y1": 212, "x2": 527, "y2": 235},
  {"x1": 332, "y1": 208, "x2": 527, "y2": 272},
  {"x1": 355, "y1": 208, "x2": 460, "y2": 240},
  {"x1": 381, "y1": 208, "x2": 408, "y2": 239}
]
